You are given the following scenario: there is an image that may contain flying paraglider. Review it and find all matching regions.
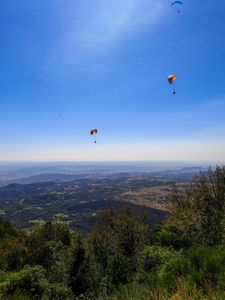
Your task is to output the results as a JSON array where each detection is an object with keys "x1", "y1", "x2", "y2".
[
  {"x1": 90, "y1": 129, "x2": 98, "y2": 135},
  {"x1": 171, "y1": 1, "x2": 183, "y2": 13},
  {"x1": 36, "y1": 75, "x2": 44, "y2": 82},
  {"x1": 168, "y1": 75, "x2": 176, "y2": 84},
  {"x1": 168, "y1": 75, "x2": 177, "y2": 95},
  {"x1": 90, "y1": 128, "x2": 98, "y2": 143},
  {"x1": 171, "y1": 1, "x2": 183, "y2": 6}
]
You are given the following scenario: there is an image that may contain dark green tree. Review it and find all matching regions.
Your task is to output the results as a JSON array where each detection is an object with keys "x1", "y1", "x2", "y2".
[{"x1": 159, "y1": 166, "x2": 225, "y2": 247}]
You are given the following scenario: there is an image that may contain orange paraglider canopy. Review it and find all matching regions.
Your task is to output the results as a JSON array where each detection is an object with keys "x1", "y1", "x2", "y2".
[
  {"x1": 90, "y1": 128, "x2": 98, "y2": 135},
  {"x1": 168, "y1": 75, "x2": 177, "y2": 84}
]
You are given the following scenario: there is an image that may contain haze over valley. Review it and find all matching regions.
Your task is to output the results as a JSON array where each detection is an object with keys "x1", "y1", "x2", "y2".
[{"x1": 0, "y1": 161, "x2": 212, "y2": 231}]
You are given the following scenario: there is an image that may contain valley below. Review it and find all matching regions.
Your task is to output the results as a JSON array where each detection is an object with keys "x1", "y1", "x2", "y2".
[{"x1": 0, "y1": 163, "x2": 205, "y2": 231}]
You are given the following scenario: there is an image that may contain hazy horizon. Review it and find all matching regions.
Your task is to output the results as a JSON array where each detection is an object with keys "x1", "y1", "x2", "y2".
[
  {"x1": 0, "y1": 160, "x2": 222, "y2": 178},
  {"x1": 0, "y1": 160, "x2": 223, "y2": 165}
]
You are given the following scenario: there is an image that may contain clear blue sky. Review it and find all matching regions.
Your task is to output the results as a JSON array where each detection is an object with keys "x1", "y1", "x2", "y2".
[{"x1": 0, "y1": 0, "x2": 225, "y2": 161}]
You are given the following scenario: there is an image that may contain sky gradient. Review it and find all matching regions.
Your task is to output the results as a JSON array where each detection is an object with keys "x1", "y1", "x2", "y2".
[{"x1": 0, "y1": 0, "x2": 225, "y2": 161}]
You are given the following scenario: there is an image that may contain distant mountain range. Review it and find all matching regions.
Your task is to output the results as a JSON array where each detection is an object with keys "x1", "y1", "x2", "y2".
[{"x1": 0, "y1": 162, "x2": 211, "y2": 187}]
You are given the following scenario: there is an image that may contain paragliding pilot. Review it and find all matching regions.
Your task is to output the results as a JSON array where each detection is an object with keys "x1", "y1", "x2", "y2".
[
  {"x1": 168, "y1": 75, "x2": 177, "y2": 95},
  {"x1": 90, "y1": 128, "x2": 98, "y2": 144}
]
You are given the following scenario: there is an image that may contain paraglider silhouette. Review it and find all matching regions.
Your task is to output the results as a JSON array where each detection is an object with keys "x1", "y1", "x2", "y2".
[
  {"x1": 90, "y1": 128, "x2": 98, "y2": 135},
  {"x1": 168, "y1": 75, "x2": 177, "y2": 95},
  {"x1": 90, "y1": 128, "x2": 98, "y2": 144},
  {"x1": 36, "y1": 75, "x2": 44, "y2": 82},
  {"x1": 171, "y1": 1, "x2": 183, "y2": 13},
  {"x1": 168, "y1": 75, "x2": 176, "y2": 84}
]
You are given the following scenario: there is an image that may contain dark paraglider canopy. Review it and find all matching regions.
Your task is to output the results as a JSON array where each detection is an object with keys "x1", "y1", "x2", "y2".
[
  {"x1": 36, "y1": 75, "x2": 44, "y2": 82},
  {"x1": 171, "y1": 1, "x2": 183, "y2": 13},
  {"x1": 171, "y1": 1, "x2": 183, "y2": 6}
]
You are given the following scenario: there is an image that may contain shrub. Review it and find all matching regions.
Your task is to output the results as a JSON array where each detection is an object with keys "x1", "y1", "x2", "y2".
[
  {"x1": 136, "y1": 246, "x2": 187, "y2": 289},
  {"x1": 186, "y1": 246, "x2": 225, "y2": 291},
  {"x1": 0, "y1": 265, "x2": 50, "y2": 299}
]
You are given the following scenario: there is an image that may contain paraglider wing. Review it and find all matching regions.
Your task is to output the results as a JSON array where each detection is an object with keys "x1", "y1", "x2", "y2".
[
  {"x1": 90, "y1": 128, "x2": 98, "y2": 135},
  {"x1": 171, "y1": 1, "x2": 183, "y2": 6},
  {"x1": 168, "y1": 75, "x2": 177, "y2": 84},
  {"x1": 36, "y1": 75, "x2": 44, "y2": 82}
]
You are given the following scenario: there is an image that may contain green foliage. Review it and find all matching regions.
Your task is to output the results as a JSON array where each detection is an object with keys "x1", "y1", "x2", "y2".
[
  {"x1": 158, "y1": 219, "x2": 192, "y2": 249},
  {"x1": 0, "y1": 265, "x2": 49, "y2": 299},
  {"x1": 136, "y1": 246, "x2": 187, "y2": 289},
  {"x1": 69, "y1": 236, "x2": 87, "y2": 294},
  {"x1": 0, "y1": 238, "x2": 27, "y2": 271},
  {"x1": 186, "y1": 246, "x2": 225, "y2": 291},
  {"x1": 43, "y1": 220, "x2": 71, "y2": 246},
  {"x1": 88, "y1": 205, "x2": 150, "y2": 293},
  {"x1": 0, "y1": 218, "x2": 27, "y2": 271},
  {"x1": 105, "y1": 283, "x2": 169, "y2": 300},
  {"x1": 0, "y1": 290, "x2": 33, "y2": 300},
  {"x1": 48, "y1": 247, "x2": 71, "y2": 285},
  {"x1": 191, "y1": 168, "x2": 225, "y2": 245},
  {"x1": 89, "y1": 205, "x2": 149, "y2": 264},
  {"x1": 49, "y1": 283, "x2": 73, "y2": 300},
  {"x1": 106, "y1": 254, "x2": 133, "y2": 287},
  {"x1": 27, "y1": 220, "x2": 71, "y2": 248},
  {"x1": 69, "y1": 235, "x2": 103, "y2": 297},
  {"x1": 0, "y1": 218, "x2": 20, "y2": 239},
  {"x1": 161, "y1": 166, "x2": 225, "y2": 247},
  {"x1": 1, "y1": 166, "x2": 225, "y2": 300},
  {"x1": 26, "y1": 220, "x2": 71, "y2": 271}
]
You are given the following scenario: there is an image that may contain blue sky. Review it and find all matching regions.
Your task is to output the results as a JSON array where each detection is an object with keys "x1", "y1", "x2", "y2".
[{"x1": 0, "y1": 0, "x2": 225, "y2": 161}]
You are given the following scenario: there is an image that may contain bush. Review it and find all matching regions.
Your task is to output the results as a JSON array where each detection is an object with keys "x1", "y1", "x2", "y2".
[
  {"x1": 158, "y1": 218, "x2": 194, "y2": 249},
  {"x1": 106, "y1": 254, "x2": 133, "y2": 288},
  {"x1": 0, "y1": 238, "x2": 27, "y2": 271},
  {"x1": 89, "y1": 205, "x2": 149, "y2": 267},
  {"x1": 26, "y1": 221, "x2": 71, "y2": 272},
  {"x1": 164, "y1": 167, "x2": 225, "y2": 247},
  {"x1": 0, "y1": 265, "x2": 50, "y2": 299},
  {"x1": 69, "y1": 236, "x2": 103, "y2": 297},
  {"x1": 49, "y1": 283, "x2": 73, "y2": 300},
  {"x1": 136, "y1": 246, "x2": 187, "y2": 289},
  {"x1": 186, "y1": 246, "x2": 225, "y2": 291}
]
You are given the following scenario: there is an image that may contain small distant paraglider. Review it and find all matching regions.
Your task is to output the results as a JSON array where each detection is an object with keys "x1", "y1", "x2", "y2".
[
  {"x1": 168, "y1": 75, "x2": 177, "y2": 95},
  {"x1": 90, "y1": 128, "x2": 98, "y2": 143},
  {"x1": 171, "y1": 1, "x2": 183, "y2": 13},
  {"x1": 168, "y1": 75, "x2": 176, "y2": 84},
  {"x1": 90, "y1": 128, "x2": 98, "y2": 135},
  {"x1": 36, "y1": 75, "x2": 44, "y2": 82}
]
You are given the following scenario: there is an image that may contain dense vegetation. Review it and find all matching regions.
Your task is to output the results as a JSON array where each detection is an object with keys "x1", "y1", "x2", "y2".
[{"x1": 0, "y1": 167, "x2": 225, "y2": 299}]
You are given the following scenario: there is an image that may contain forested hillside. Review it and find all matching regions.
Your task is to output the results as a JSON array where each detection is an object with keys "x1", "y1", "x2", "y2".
[{"x1": 1, "y1": 167, "x2": 225, "y2": 300}]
